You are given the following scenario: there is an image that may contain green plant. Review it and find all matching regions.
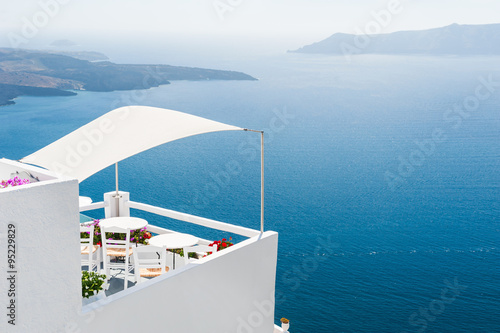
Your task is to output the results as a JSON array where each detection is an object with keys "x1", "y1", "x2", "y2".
[
  {"x1": 80, "y1": 219, "x2": 152, "y2": 246},
  {"x1": 80, "y1": 219, "x2": 101, "y2": 245},
  {"x1": 81, "y1": 271, "x2": 107, "y2": 298},
  {"x1": 169, "y1": 248, "x2": 197, "y2": 258}
]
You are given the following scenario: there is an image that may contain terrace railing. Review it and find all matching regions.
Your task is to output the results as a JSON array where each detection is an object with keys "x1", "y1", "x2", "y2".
[{"x1": 79, "y1": 192, "x2": 261, "y2": 238}]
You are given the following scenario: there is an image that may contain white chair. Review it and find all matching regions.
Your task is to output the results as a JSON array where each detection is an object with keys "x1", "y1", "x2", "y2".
[
  {"x1": 182, "y1": 244, "x2": 218, "y2": 266},
  {"x1": 101, "y1": 226, "x2": 134, "y2": 290},
  {"x1": 133, "y1": 245, "x2": 170, "y2": 284},
  {"x1": 80, "y1": 225, "x2": 100, "y2": 272}
]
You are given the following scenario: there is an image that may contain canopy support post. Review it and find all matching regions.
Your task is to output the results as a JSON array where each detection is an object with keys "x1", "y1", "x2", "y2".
[
  {"x1": 115, "y1": 162, "x2": 120, "y2": 217},
  {"x1": 260, "y1": 131, "x2": 264, "y2": 233},
  {"x1": 244, "y1": 128, "x2": 265, "y2": 233}
]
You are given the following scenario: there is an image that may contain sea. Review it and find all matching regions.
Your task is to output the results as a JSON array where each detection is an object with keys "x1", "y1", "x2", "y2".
[{"x1": 1, "y1": 52, "x2": 499, "y2": 333}]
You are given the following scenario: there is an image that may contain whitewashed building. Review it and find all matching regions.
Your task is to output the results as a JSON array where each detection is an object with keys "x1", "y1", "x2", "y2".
[{"x1": 0, "y1": 107, "x2": 288, "y2": 333}]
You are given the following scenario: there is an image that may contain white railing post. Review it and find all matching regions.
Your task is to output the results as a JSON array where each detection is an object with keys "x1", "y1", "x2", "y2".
[{"x1": 104, "y1": 191, "x2": 130, "y2": 218}]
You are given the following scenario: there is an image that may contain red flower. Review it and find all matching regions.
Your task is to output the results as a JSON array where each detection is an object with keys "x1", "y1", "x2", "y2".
[{"x1": 208, "y1": 237, "x2": 234, "y2": 253}]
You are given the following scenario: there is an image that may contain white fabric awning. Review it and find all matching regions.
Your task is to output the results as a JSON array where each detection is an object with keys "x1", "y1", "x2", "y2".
[{"x1": 20, "y1": 106, "x2": 244, "y2": 182}]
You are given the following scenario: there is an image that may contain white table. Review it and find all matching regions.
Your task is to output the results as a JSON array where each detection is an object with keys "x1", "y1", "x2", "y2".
[
  {"x1": 99, "y1": 217, "x2": 148, "y2": 230},
  {"x1": 149, "y1": 233, "x2": 199, "y2": 269}
]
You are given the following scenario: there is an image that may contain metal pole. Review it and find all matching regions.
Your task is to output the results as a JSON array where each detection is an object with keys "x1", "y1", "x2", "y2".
[
  {"x1": 115, "y1": 162, "x2": 120, "y2": 217},
  {"x1": 244, "y1": 128, "x2": 265, "y2": 233},
  {"x1": 260, "y1": 131, "x2": 264, "y2": 233}
]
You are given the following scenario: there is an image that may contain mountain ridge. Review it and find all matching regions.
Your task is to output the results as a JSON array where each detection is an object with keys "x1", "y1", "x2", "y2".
[
  {"x1": 291, "y1": 23, "x2": 500, "y2": 56},
  {"x1": 0, "y1": 48, "x2": 256, "y2": 106}
]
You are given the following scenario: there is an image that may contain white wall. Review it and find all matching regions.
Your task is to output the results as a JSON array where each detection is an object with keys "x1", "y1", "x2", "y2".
[
  {"x1": 0, "y1": 158, "x2": 57, "y2": 182},
  {"x1": 0, "y1": 159, "x2": 280, "y2": 333},
  {"x1": 0, "y1": 160, "x2": 81, "y2": 333},
  {"x1": 79, "y1": 232, "x2": 279, "y2": 333}
]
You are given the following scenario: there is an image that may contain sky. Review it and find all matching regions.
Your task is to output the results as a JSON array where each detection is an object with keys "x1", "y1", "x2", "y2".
[{"x1": 1, "y1": 0, "x2": 499, "y2": 60}]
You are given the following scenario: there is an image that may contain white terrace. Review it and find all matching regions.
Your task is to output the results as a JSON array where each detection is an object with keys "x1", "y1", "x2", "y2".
[{"x1": 0, "y1": 106, "x2": 288, "y2": 333}]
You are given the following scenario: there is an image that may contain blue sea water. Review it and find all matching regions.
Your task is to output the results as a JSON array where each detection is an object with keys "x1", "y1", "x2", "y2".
[{"x1": 1, "y1": 54, "x2": 499, "y2": 333}]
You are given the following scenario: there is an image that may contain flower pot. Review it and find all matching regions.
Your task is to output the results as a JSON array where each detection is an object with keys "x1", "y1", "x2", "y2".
[{"x1": 281, "y1": 322, "x2": 289, "y2": 331}]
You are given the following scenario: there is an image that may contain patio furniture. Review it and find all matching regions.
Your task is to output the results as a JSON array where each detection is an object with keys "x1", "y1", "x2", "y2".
[
  {"x1": 80, "y1": 224, "x2": 100, "y2": 272},
  {"x1": 149, "y1": 233, "x2": 199, "y2": 269},
  {"x1": 99, "y1": 216, "x2": 148, "y2": 230},
  {"x1": 101, "y1": 226, "x2": 134, "y2": 290},
  {"x1": 182, "y1": 244, "x2": 218, "y2": 266},
  {"x1": 133, "y1": 245, "x2": 170, "y2": 284}
]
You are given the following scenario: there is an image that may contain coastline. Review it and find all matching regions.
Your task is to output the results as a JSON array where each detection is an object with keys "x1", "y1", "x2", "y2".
[
  {"x1": 0, "y1": 48, "x2": 257, "y2": 107},
  {"x1": 0, "y1": 83, "x2": 78, "y2": 107}
]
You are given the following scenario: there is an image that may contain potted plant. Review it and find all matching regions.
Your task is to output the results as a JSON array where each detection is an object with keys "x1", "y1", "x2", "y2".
[
  {"x1": 81, "y1": 271, "x2": 108, "y2": 305},
  {"x1": 0, "y1": 177, "x2": 30, "y2": 189},
  {"x1": 209, "y1": 237, "x2": 234, "y2": 251},
  {"x1": 173, "y1": 237, "x2": 234, "y2": 259},
  {"x1": 280, "y1": 318, "x2": 290, "y2": 331}
]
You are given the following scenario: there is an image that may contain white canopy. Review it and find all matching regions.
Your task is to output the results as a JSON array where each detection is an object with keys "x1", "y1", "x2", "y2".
[{"x1": 20, "y1": 106, "x2": 244, "y2": 182}]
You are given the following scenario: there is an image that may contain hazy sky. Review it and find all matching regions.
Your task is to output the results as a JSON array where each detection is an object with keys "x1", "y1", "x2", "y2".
[{"x1": 1, "y1": 0, "x2": 499, "y2": 58}]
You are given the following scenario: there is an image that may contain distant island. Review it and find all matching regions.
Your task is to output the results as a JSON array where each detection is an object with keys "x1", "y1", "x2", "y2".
[
  {"x1": 290, "y1": 23, "x2": 500, "y2": 56},
  {"x1": 0, "y1": 48, "x2": 256, "y2": 106}
]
